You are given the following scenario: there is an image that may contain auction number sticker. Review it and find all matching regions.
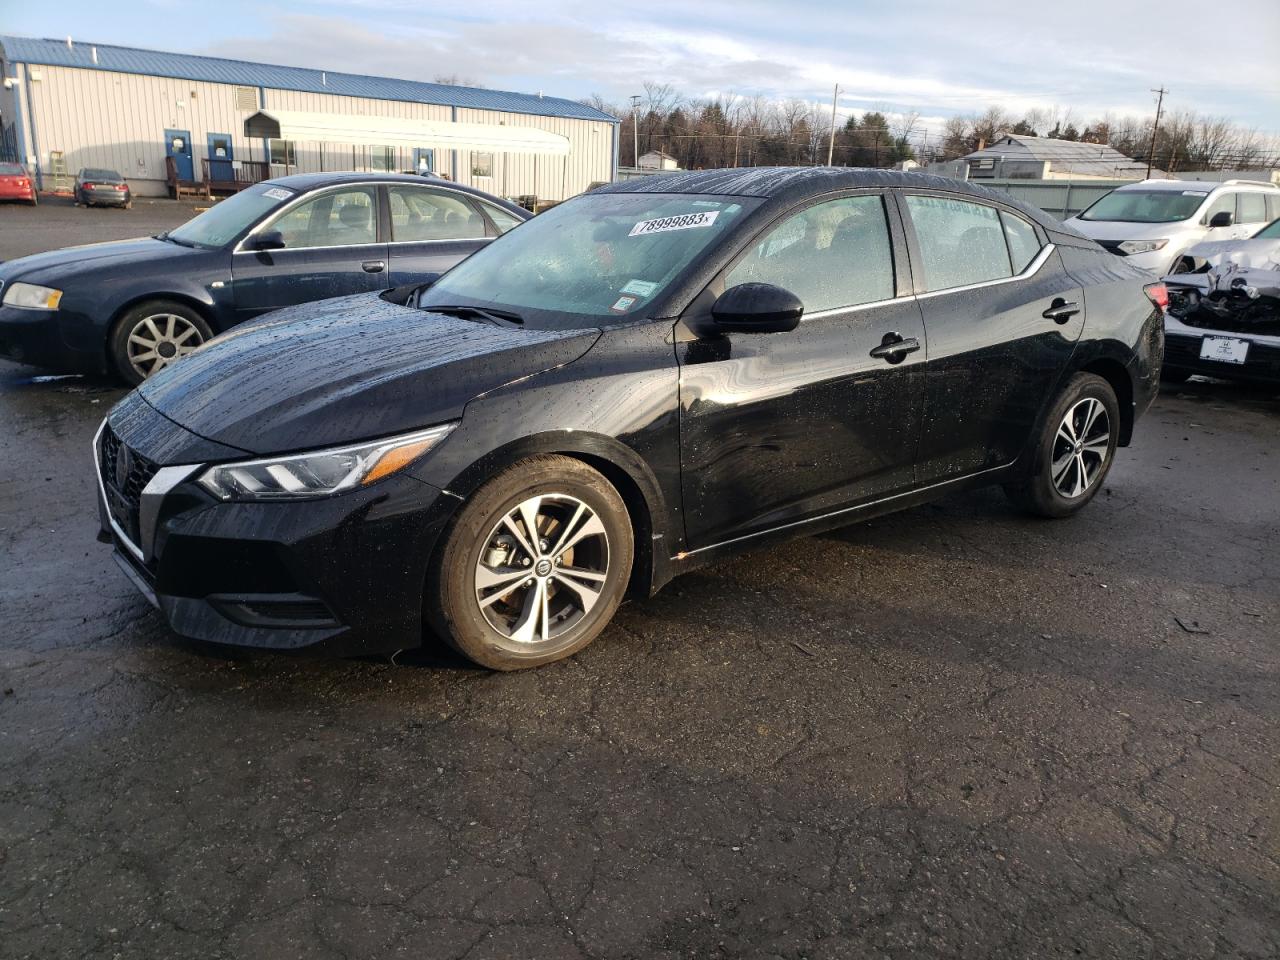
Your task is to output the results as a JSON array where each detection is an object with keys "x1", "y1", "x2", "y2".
[
  {"x1": 629, "y1": 211, "x2": 719, "y2": 237},
  {"x1": 263, "y1": 187, "x2": 295, "y2": 201}
]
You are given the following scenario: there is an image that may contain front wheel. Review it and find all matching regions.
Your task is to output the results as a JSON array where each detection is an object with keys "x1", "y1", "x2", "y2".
[
  {"x1": 109, "y1": 300, "x2": 213, "y2": 385},
  {"x1": 429, "y1": 455, "x2": 634, "y2": 670},
  {"x1": 1004, "y1": 373, "x2": 1120, "y2": 518}
]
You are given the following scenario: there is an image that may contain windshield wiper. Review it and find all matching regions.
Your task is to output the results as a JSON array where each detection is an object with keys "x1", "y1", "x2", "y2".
[{"x1": 423, "y1": 304, "x2": 524, "y2": 328}]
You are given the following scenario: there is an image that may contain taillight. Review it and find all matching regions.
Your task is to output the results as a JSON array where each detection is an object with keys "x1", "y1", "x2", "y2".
[
  {"x1": 1144, "y1": 282, "x2": 1169, "y2": 312},
  {"x1": 115, "y1": 184, "x2": 127, "y2": 191}
]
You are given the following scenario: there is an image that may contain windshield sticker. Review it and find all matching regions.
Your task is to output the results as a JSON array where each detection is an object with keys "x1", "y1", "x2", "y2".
[
  {"x1": 629, "y1": 211, "x2": 719, "y2": 237},
  {"x1": 263, "y1": 187, "x2": 295, "y2": 201},
  {"x1": 622, "y1": 279, "x2": 658, "y2": 297},
  {"x1": 610, "y1": 295, "x2": 638, "y2": 314}
]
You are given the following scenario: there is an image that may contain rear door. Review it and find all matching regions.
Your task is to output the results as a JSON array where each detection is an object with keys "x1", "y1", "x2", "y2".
[
  {"x1": 232, "y1": 184, "x2": 389, "y2": 319},
  {"x1": 898, "y1": 192, "x2": 1085, "y2": 484},
  {"x1": 677, "y1": 191, "x2": 927, "y2": 549},
  {"x1": 384, "y1": 184, "x2": 495, "y2": 285}
]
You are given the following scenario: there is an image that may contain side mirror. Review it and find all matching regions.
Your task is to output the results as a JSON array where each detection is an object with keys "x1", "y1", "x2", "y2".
[
  {"x1": 250, "y1": 229, "x2": 286, "y2": 251},
  {"x1": 710, "y1": 283, "x2": 803, "y2": 334},
  {"x1": 1208, "y1": 211, "x2": 1234, "y2": 228}
]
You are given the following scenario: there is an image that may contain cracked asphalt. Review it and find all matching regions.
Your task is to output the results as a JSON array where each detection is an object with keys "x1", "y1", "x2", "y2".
[{"x1": 1, "y1": 200, "x2": 1278, "y2": 959}]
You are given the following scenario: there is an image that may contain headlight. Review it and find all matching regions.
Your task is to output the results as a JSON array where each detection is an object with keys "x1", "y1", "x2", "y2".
[
  {"x1": 2, "y1": 282, "x2": 63, "y2": 310},
  {"x1": 1117, "y1": 239, "x2": 1169, "y2": 256},
  {"x1": 197, "y1": 424, "x2": 455, "y2": 501}
]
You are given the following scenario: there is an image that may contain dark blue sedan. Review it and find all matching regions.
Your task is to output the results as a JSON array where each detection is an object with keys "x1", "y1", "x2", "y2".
[{"x1": 0, "y1": 172, "x2": 529, "y2": 383}]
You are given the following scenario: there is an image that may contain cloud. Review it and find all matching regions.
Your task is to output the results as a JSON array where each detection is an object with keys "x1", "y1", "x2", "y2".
[{"x1": 198, "y1": 1, "x2": 1279, "y2": 133}]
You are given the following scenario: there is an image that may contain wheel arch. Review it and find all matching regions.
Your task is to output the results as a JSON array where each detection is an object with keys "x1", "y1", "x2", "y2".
[
  {"x1": 1074, "y1": 355, "x2": 1135, "y2": 446},
  {"x1": 422, "y1": 430, "x2": 675, "y2": 601}
]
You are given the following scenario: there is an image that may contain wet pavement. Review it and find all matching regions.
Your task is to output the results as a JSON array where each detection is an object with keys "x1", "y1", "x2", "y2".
[{"x1": 1, "y1": 205, "x2": 1278, "y2": 959}]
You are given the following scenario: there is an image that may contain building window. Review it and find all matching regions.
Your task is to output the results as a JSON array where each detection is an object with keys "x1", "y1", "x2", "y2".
[
  {"x1": 471, "y1": 153, "x2": 494, "y2": 178},
  {"x1": 370, "y1": 145, "x2": 396, "y2": 172},
  {"x1": 269, "y1": 139, "x2": 295, "y2": 166}
]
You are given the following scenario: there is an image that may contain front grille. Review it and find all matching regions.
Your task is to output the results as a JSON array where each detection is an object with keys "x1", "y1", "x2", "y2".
[{"x1": 99, "y1": 425, "x2": 159, "y2": 548}]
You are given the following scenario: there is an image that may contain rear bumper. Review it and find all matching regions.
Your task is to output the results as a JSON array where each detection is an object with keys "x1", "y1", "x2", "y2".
[
  {"x1": 80, "y1": 191, "x2": 130, "y2": 206},
  {"x1": 0, "y1": 186, "x2": 35, "y2": 201},
  {"x1": 1164, "y1": 321, "x2": 1280, "y2": 384}
]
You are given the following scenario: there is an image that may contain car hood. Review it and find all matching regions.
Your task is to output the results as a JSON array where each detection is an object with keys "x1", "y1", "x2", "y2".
[
  {"x1": 0, "y1": 236, "x2": 204, "y2": 282},
  {"x1": 137, "y1": 293, "x2": 602, "y2": 455},
  {"x1": 1063, "y1": 218, "x2": 1188, "y2": 243},
  {"x1": 1181, "y1": 237, "x2": 1280, "y2": 271}
]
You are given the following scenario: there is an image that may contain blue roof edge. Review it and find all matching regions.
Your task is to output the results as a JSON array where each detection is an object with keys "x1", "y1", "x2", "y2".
[{"x1": 0, "y1": 34, "x2": 620, "y2": 125}]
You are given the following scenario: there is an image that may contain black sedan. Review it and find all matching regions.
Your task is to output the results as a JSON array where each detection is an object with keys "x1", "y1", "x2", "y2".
[
  {"x1": 93, "y1": 167, "x2": 1164, "y2": 670},
  {"x1": 0, "y1": 172, "x2": 529, "y2": 383},
  {"x1": 74, "y1": 167, "x2": 133, "y2": 208}
]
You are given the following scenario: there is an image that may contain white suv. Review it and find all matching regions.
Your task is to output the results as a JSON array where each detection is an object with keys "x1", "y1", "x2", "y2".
[{"x1": 1064, "y1": 179, "x2": 1280, "y2": 275}]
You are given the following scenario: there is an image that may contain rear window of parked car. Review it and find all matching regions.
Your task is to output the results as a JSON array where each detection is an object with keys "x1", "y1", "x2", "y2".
[
  {"x1": 906, "y1": 196, "x2": 1027, "y2": 291},
  {"x1": 0, "y1": 163, "x2": 26, "y2": 176}
]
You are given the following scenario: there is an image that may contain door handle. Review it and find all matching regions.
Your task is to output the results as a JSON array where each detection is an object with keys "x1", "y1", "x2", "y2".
[
  {"x1": 1043, "y1": 298, "x2": 1080, "y2": 324},
  {"x1": 869, "y1": 333, "x2": 921, "y2": 363},
  {"x1": 362, "y1": 260, "x2": 386, "y2": 273}
]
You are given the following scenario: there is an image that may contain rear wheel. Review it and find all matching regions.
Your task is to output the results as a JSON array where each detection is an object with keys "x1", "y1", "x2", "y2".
[
  {"x1": 1005, "y1": 373, "x2": 1119, "y2": 518},
  {"x1": 429, "y1": 455, "x2": 634, "y2": 670},
  {"x1": 27, "y1": 192, "x2": 37, "y2": 207},
  {"x1": 109, "y1": 300, "x2": 213, "y2": 385}
]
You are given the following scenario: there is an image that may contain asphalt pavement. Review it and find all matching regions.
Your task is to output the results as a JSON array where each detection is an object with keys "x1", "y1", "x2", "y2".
[{"x1": 1, "y1": 199, "x2": 1277, "y2": 959}]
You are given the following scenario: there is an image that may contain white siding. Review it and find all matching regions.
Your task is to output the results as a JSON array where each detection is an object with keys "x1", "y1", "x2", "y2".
[{"x1": 15, "y1": 64, "x2": 617, "y2": 200}]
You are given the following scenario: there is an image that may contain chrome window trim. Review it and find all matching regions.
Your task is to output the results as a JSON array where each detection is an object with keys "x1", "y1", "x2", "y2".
[
  {"x1": 802, "y1": 294, "x2": 917, "y2": 320},
  {"x1": 914, "y1": 242, "x2": 1055, "y2": 301},
  {"x1": 92, "y1": 419, "x2": 202, "y2": 563}
]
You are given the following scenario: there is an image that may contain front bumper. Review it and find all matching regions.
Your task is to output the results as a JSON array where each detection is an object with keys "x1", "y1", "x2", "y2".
[
  {"x1": 0, "y1": 305, "x2": 106, "y2": 373},
  {"x1": 1163, "y1": 317, "x2": 1280, "y2": 384},
  {"x1": 94, "y1": 411, "x2": 457, "y2": 657}
]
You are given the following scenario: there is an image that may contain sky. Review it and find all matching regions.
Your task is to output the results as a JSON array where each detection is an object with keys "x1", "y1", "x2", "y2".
[{"x1": 3, "y1": 0, "x2": 1278, "y2": 138}]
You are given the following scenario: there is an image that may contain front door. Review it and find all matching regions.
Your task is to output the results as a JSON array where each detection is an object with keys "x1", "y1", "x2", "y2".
[
  {"x1": 384, "y1": 183, "x2": 493, "y2": 285},
  {"x1": 164, "y1": 129, "x2": 193, "y2": 180},
  {"x1": 232, "y1": 184, "x2": 389, "y2": 319},
  {"x1": 678, "y1": 192, "x2": 927, "y2": 550},
  {"x1": 898, "y1": 193, "x2": 1085, "y2": 483},
  {"x1": 207, "y1": 133, "x2": 234, "y2": 181}
]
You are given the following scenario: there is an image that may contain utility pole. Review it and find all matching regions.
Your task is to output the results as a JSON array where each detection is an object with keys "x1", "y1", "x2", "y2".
[
  {"x1": 827, "y1": 84, "x2": 841, "y2": 166},
  {"x1": 1146, "y1": 86, "x2": 1167, "y2": 179},
  {"x1": 630, "y1": 94, "x2": 642, "y2": 168}
]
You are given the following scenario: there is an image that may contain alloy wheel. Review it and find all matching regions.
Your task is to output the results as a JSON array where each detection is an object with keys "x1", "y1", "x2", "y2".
[
  {"x1": 473, "y1": 493, "x2": 611, "y2": 645},
  {"x1": 126, "y1": 313, "x2": 205, "y2": 379},
  {"x1": 1051, "y1": 397, "x2": 1110, "y2": 499}
]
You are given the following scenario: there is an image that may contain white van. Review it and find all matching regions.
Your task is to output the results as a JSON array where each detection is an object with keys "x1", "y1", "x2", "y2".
[{"x1": 1064, "y1": 179, "x2": 1280, "y2": 275}]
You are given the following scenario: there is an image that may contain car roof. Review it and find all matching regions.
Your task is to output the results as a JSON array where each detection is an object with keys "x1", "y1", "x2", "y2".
[
  {"x1": 263, "y1": 171, "x2": 528, "y2": 212},
  {"x1": 1116, "y1": 178, "x2": 1278, "y2": 192},
  {"x1": 592, "y1": 165, "x2": 1084, "y2": 238}
]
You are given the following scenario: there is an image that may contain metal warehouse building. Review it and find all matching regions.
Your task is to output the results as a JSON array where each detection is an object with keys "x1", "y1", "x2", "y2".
[{"x1": 0, "y1": 35, "x2": 619, "y2": 200}]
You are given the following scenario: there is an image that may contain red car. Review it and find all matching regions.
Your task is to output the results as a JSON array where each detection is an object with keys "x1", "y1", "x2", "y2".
[{"x1": 0, "y1": 162, "x2": 37, "y2": 205}]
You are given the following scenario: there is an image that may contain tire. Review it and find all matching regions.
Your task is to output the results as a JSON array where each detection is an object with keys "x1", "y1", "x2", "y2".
[
  {"x1": 429, "y1": 455, "x2": 634, "y2": 670},
  {"x1": 109, "y1": 300, "x2": 214, "y2": 385},
  {"x1": 1004, "y1": 372, "x2": 1120, "y2": 518},
  {"x1": 28, "y1": 193, "x2": 37, "y2": 207}
]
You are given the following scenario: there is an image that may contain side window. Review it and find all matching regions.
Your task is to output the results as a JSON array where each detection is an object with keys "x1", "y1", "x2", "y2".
[
  {"x1": 999, "y1": 210, "x2": 1042, "y2": 273},
  {"x1": 1266, "y1": 194, "x2": 1280, "y2": 223},
  {"x1": 388, "y1": 186, "x2": 487, "y2": 242},
  {"x1": 905, "y1": 195, "x2": 1011, "y2": 291},
  {"x1": 1202, "y1": 193, "x2": 1235, "y2": 224},
  {"x1": 479, "y1": 201, "x2": 523, "y2": 235},
  {"x1": 267, "y1": 187, "x2": 377, "y2": 248},
  {"x1": 1237, "y1": 192, "x2": 1267, "y2": 224},
  {"x1": 725, "y1": 195, "x2": 894, "y2": 312}
]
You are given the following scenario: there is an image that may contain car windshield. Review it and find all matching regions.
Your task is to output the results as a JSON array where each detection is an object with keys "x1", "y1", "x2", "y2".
[
  {"x1": 0, "y1": 163, "x2": 26, "y2": 176},
  {"x1": 166, "y1": 183, "x2": 300, "y2": 249},
  {"x1": 1078, "y1": 189, "x2": 1208, "y2": 224},
  {"x1": 1254, "y1": 218, "x2": 1280, "y2": 239},
  {"x1": 417, "y1": 192, "x2": 757, "y2": 328}
]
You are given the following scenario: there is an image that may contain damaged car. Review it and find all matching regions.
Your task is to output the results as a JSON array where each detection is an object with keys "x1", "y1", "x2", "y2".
[{"x1": 1162, "y1": 217, "x2": 1280, "y2": 384}]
